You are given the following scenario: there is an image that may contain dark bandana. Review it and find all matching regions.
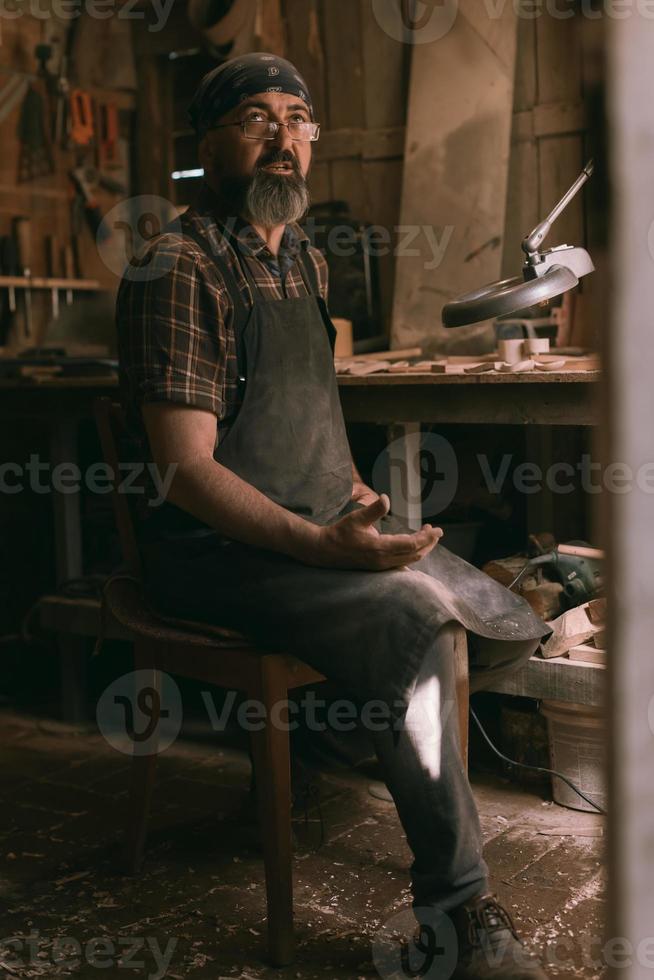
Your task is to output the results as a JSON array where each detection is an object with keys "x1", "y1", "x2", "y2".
[{"x1": 187, "y1": 52, "x2": 314, "y2": 137}]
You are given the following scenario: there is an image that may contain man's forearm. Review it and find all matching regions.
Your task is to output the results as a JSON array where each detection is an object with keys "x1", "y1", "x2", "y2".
[{"x1": 160, "y1": 457, "x2": 320, "y2": 560}]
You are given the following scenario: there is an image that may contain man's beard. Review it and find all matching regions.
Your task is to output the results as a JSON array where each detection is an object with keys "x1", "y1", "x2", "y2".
[{"x1": 218, "y1": 150, "x2": 310, "y2": 226}]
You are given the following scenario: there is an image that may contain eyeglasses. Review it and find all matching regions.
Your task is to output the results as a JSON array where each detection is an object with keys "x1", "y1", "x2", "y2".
[{"x1": 208, "y1": 118, "x2": 321, "y2": 142}]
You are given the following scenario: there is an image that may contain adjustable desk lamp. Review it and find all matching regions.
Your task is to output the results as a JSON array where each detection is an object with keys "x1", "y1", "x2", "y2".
[{"x1": 442, "y1": 161, "x2": 595, "y2": 328}]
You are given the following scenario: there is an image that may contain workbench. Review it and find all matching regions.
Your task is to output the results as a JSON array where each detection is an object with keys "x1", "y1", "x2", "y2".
[{"x1": 0, "y1": 367, "x2": 602, "y2": 718}]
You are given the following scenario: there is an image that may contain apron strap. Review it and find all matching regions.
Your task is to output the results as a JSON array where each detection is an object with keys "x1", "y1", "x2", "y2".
[
  {"x1": 182, "y1": 223, "x2": 250, "y2": 380},
  {"x1": 297, "y1": 248, "x2": 321, "y2": 298}
]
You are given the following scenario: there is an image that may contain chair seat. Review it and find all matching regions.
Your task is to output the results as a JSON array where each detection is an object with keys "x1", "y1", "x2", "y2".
[{"x1": 104, "y1": 574, "x2": 260, "y2": 650}]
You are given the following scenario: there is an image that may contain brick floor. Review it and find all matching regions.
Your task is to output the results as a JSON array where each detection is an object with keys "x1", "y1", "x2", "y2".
[{"x1": 0, "y1": 709, "x2": 606, "y2": 979}]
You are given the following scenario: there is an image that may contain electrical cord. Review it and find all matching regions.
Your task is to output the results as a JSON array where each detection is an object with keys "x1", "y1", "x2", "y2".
[{"x1": 469, "y1": 704, "x2": 606, "y2": 815}]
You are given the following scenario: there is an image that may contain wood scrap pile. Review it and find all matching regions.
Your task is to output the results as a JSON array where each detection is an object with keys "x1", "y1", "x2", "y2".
[
  {"x1": 335, "y1": 350, "x2": 600, "y2": 376},
  {"x1": 542, "y1": 598, "x2": 607, "y2": 664}
]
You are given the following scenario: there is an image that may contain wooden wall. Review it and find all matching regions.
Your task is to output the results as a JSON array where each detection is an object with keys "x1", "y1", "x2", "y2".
[
  {"x1": 390, "y1": 3, "x2": 598, "y2": 355},
  {"x1": 0, "y1": 10, "x2": 135, "y2": 350},
  {"x1": 281, "y1": 0, "x2": 409, "y2": 338},
  {"x1": 503, "y1": 10, "x2": 588, "y2": 281},
  {"x1": 390, "y1": 1, "x2": 518, "y2": 354}
]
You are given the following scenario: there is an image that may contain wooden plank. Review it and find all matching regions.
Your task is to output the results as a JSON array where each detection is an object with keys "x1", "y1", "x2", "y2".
[
  {"x1": 538, "y1": 134, "x2": 585, "y2": 255},
  {"x1": 487, "y1": 654, "x2": 605, "y2": 707},
  {"x1": 533, "y1": 101, "x2": 586, "y2": 138},
  {"x1": 314, "y1": 126, "x2": 405, "y2": 163},
  {"x1": 391, "y1": 1, "x2": 518, "y2": 352},
  {"x1": 320, "y1": 0, "x2": 365, "y2": 130},
  {"x1": 283, "y1": 0, "x2": 327, "y2": 126},
  {"x1": 513, "y1": 102, "x2": 586, "y2": 143},
  {"x1": 360, "y1": 0, "x2": 408, "y2": 130},
  {"x1": 536, "y1": 11, "x2": 582, "y2": 105},
  {"x1": 503, "y1": 138, "x2": 540, "y2": 278},
  {"x1": 260, "y1": 0, "x2": 287, "y2": 55},
  {"x1": 338, "y1": 378, "x2": 599, "y2": 426},
  {"x1": 361, "y1": 158, "x2": 404, "y2": 341},
  {"x1": 308, "y1": 161, "x2": 331, "y2": 207},
  {"x1": 513, "y1": 11, "x2": 537, "y2": 113},
  {"x1": 331, "y1": 159, "x2": 369, "y2": 222}
]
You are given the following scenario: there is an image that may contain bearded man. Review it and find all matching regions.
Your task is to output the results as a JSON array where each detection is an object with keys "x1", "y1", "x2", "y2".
[{"x1": 116, "y1": 52, "x2": 550, "y2": 979}]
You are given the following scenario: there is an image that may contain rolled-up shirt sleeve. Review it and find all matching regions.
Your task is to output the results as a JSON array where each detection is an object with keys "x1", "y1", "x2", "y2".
[{"x1": 116, "y1": 235, "x2": 233, "y2": 419}]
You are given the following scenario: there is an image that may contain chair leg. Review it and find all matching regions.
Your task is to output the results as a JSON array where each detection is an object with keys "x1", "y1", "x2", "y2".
[
  {"x1": 448, "y1": 623, "x2": 470, "y2": 774},
  {"x1": 249, "y1": 657, "x2": 295, "y2": 967},
  {"x1": 122, "y1": 640, "x2": 160, "y2": 875}
]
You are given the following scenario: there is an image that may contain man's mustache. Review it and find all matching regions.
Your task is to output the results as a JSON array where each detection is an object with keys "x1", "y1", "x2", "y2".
[{"x1": 255, "y1": 150, "x2": 303, "y2": 177}]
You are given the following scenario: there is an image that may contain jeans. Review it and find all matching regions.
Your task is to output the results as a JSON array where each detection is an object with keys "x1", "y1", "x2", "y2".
[{"x1": 139, "y1": 528, "x2": 541, "y2": 911}]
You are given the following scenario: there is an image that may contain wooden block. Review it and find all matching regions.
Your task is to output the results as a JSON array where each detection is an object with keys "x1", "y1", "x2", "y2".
[
  {"x1": 498, "y1": 359, "x2": 535, "y2": 373},
  {"x1": 430, "y1": 362, "x2": 467, "y2": 375},
  {"x1": 567, "y1": 642, "x2": 607, "y2": 666},
  {"x1": 464, "y1": 362, "x2": 496, "y2": 374},
  {"x1": 535, "y1": 359, "x2": 567, "y2": 371},
  {"x1": 347, "y1": 361, "x2": 390, "y2": 376},
  {"x1": 523, "y1": 581, "x2": 565, "y2": 621},
  {"x1": 406, "y1": 360, "x2": 440, "y2": 373},
  {"x1": 542, "y1": 601, "x2": 607, "y2": 659}
]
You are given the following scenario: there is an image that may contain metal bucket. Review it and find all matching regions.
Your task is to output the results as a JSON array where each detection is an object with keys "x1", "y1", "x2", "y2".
[{"x1": 540, "y1": 699, "x2": 606, "y2": 812}]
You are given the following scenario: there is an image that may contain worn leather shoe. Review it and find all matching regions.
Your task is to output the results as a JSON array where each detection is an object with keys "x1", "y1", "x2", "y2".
[{"x1": 449, "y1": 893, "x2": 548, "y2": 979}]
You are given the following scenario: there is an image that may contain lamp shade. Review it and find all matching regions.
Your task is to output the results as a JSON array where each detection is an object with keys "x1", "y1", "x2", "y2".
[{"x1": 442, "y1": 265, "x2": 578, "y2": 328}]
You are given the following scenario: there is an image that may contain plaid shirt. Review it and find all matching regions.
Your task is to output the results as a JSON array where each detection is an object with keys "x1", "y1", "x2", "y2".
[{"x1": 116, "y1": 199, "x2": 329, "y2": 447}]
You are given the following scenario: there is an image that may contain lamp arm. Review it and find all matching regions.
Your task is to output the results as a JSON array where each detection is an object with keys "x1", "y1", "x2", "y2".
[{"x1": 521, "y1": 159, "x2": 595, "y2": 259}]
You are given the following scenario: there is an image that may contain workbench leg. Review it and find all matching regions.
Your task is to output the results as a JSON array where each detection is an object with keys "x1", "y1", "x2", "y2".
[
  {"x1": 50, "y1": 418, "x2": 83, "y2": 587},
  {"x1": 50, "y1": 417, "x2": 88, "y2": 721},
  {"x1": 387, "y1": 422, "x2": 423, "y2": 530},
  {"x1": 58, "y1": 633, "x2": 89, "y2": 723}
]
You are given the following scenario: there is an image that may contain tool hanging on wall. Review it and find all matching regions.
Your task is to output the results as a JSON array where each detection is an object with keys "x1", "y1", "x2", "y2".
[
  {"x1": 69, "y1": 88, "x2": 94, "y2": 147},
  {"x1": 16, "y1": 81, "x2": 55, "y2": 181},
  {"x1": 98, "y1": 101, "x2": 119, "y2": 169},
  {"x1": 53, "y1": 52, "x2": 70, "y2": 147},
  {"x1": 64, "y1": 241, "x2": 76, "y2": 305},
  {"x1": 0, "y1": 235, "x2": 18, "y2": 346},
  {"x1": 44, "y1": 234, "x2": 60, "y2": 323},
  {"x1": 12, "y1": 217, "x2": 33, "y2": 340},
  {"x1": 68, "y1": 166, "x2": 111, "y2": 241}
]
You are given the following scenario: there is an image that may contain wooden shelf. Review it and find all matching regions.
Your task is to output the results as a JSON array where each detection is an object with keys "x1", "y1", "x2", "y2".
[{"x1": 0, "y1": 276, "x2": 102, "y2": 291}]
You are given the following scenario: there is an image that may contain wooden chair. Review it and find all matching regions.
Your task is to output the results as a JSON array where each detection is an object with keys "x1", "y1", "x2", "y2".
[{"x1": 93, "y1": 397, "x2": 469, "y2": 966}]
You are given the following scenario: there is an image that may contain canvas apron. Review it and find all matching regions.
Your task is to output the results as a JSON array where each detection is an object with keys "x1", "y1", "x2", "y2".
[{"x1": 140, "y1": 231, "x2": 550, "y2": 718}]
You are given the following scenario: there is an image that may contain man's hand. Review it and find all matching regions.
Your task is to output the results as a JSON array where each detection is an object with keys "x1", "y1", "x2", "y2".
[
  {"x1": 351, "y1": 480, "x2": 380, "y2": 507},
  {"x1": 304, "y1": 493, "x2": 443, "y2": 571}
]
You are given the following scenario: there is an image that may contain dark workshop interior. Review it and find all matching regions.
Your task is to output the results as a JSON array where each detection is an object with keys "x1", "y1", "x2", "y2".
[{"x1": 0, "y1": 1, "x2": 653, "y2": 978}]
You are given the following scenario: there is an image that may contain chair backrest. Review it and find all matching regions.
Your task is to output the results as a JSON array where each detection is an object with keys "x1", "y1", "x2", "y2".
[{"x1": 94, "y1": 397, "x2": 143, "y2": 578}]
